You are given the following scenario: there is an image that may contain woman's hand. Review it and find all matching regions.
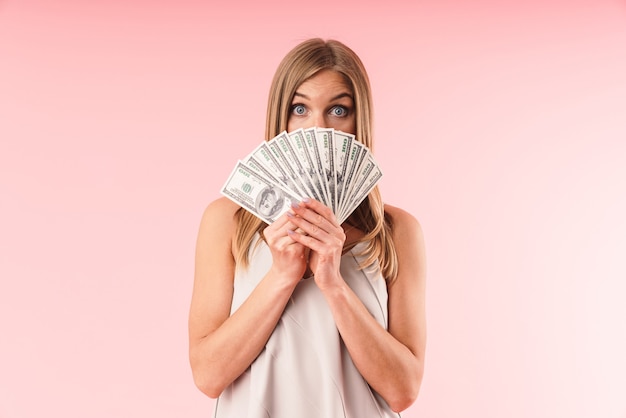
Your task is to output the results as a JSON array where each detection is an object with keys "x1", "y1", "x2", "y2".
[
  {"x1": 286, "y1": 198, "x2": 346, "y2": 290},
  {"x1": 263, "y1": 211, "x2": 309, "y2": 285}
]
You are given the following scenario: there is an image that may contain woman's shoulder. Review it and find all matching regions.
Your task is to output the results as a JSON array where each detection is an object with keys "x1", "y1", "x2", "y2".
[
  {"x1": 203, "y1": 196, "x2": 241, "y2": 217},
  {"x1": 384, "y1": 203, "x2": 420, "y2": 227},
  {"x1": 198, "y1": 197, "x2": 240, "y2": 235},
  {"x1": 383, "y1": 204, "x2": 426, "y2": 285},
  {"x1": 383, "y1": 203, "x2": 424, "y2": 241}
]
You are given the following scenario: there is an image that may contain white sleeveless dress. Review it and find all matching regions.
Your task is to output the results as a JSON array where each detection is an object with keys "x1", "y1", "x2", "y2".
[{"x1": 214, "y1": 236, "x2": 400, "y2": 418}]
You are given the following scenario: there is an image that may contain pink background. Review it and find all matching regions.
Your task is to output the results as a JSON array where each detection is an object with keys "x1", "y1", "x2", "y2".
[{"x1": 1, "y1": 1, "x2": 626, "y2": 417}]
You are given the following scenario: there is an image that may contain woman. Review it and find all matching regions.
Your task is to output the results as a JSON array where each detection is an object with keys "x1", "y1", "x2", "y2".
[{"x1": 189, "y1": 38, "x2": 427, "y2": 417}]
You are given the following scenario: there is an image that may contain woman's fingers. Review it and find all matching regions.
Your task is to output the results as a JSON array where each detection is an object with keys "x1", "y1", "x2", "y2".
[
  {"x1": 298, "y1": 199, "x2": 339, "y2": 226},
  {"x1": 267, "y1": 210, "x2": 300, "y2": 234},
  {"x1": 290, "y1": 200, "x2": 340, "y2": 231},
  {"x1": 287, "y1": 199, "x2": 345, "y2": 247},
  {"x1": 267, "y1": 199, "x2": 345, "y2": 258}
]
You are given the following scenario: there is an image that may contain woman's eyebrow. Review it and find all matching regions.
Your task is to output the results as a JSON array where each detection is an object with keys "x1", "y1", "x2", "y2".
[
  {"x1": 292, "y1": 92, "x2": 354, "y2": 101},
  {"x1": 330, "y1": 92, "x2": 353, "y2": 101}
]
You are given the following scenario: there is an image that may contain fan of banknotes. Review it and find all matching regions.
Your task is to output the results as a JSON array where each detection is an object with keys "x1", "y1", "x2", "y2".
[{"x1": 221, "y1": 127, "x2": 383, "y2": 224}]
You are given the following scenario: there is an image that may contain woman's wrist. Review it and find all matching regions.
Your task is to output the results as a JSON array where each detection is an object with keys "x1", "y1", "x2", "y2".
[
  {"x1": 266, "y1": 268, "x2": 302, "y2": 292},
  {"x1": 316, "y1": 273, "x2": 348, "y2": 296}
]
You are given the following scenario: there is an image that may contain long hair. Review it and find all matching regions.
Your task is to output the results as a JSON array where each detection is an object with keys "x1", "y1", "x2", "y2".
[{"x1": 234, "y1": 38, "x2": 398, "y2": 282}]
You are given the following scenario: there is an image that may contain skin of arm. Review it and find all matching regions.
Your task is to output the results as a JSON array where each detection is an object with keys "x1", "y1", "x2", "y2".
[
  {"x1": 188, "y1": 197, "x2": 307, "y2": 398},
  {"x1": 287, "y1": 200, "x2": 427, "y2": 413}
]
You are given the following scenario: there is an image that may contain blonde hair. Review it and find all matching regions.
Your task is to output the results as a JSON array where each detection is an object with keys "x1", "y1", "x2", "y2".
[{"x1": 234, "y1": 38, "x2": 398, "y2": 282}]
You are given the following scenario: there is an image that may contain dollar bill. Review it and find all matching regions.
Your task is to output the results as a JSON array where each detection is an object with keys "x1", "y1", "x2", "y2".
[
  {"x1": 338, "y1": 153, "x2": 381, "y2": 223},
  {"x1": 221, "y1": 161, "x2": 300, "y2": 224},
  {"x1": 245, "y1": 141, "x2": 298, "y2": 194},
  {"x1": 333, "y1": 130, "x2": 354, "y2": 215},
  {"x1": 223, "y1": 127, "x2": 382, "y2": 224},
  {"x1": 271, "y1": 131, "x2": 322, "y2": 203},
  {"x1": 267, "y1": 139, "x2": 311, "y2": 198},
  {"x1": 338, "y1": 140, "x2": 367, "y2": 217},
  {"x1": 288, "y1": 128, "x2": 328, "y2": 207},
  {"x1": 343, "y1": 163, "x2": 382, "y2": 223},
  {"x1": 303, "y1": 127, "x2": 331, "y2": 207},
  {"x1": 244, "y1": 155, "x2": 296, "y2": 198},
  {"x1": 315, "y1": 127, "x2": 337, "y2": 213}
]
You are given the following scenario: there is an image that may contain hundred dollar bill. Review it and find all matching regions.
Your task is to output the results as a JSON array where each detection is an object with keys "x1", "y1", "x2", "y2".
[
  {"x1": 337, "y1": 140, "x2": 367, "y2": 217},
  {"x1": 338, "y1": 153, "x2": 382, "y2": 223},
  {"x1": 267, "y1": 138, "x2": 311, "y2": 198},
  {"x1": 271, "y1": 131, "x2": 322, "y2": 202},
  {"x1": 221, "y1": 161, "x2": 300, "y2": 224},
  {"x1": 315, "y1": 127, "x2": 336, "y2": 213},
  {"x1": 288, "y1": 128, "x2": 328, "y2": 207},
  {"x1": 246, "y1": 141, "x2": 300, "y2": 196},
  {"x1": 243, "y1": 155, "x2": 301, "y2": 198},
  {"x1": 333, "y1": 130, "x2": 354, "y2": 215},
  {"x1": 351, "y1": 164, "x2": 382, "y2": 213},
  {"x1": 303, "y1": 127, "x2": 331, "y2": 207}
]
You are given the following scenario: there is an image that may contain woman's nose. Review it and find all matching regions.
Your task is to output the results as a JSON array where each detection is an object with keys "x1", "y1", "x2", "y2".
[{"x1": 312, "y1": 112, "x2": 326, "y2": 128}]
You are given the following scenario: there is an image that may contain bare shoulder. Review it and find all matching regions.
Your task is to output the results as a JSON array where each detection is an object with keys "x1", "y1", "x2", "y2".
[
  {"x1": 383, "y1": 203, "x2": 424, "y2": 241},
  {"x1": 199, "y1": 197, "x2": 240, "y2": 231},
  {"x1": 196, "y1": 197, "x2": 241, "y2": 254},
  {"x1": 202, "y1": 196, "x2": 241, "y2": 221},
  {"x1": 383, "y1": 203, "x2": 426, "y2": 289},
  {"x1": 193, "y1": 197, "x2": 240, "y2": 288}
]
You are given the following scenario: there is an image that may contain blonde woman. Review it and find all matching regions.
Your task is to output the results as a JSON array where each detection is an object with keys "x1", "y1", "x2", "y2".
[{"x1": 189, "y1": 38, "x2": 427, "y2": 417}]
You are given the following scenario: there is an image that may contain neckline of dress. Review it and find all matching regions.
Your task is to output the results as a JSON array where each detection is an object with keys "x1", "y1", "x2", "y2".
[{"x1": 342, "y1": 240, "x2": 368, "y2": 256}]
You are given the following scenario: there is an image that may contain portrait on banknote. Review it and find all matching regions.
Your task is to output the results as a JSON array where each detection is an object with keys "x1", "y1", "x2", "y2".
[{"x1": 256, "y1": 186, "x2": 284, "y2": 220}]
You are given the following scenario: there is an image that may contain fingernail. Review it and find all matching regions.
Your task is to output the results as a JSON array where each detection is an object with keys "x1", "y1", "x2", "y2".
[
  {"x1": 302, "y1": 197, "x2": 311, "y2": 203},
  {"x1": 286, "y1": 211, "x2": 295, "y2": 217},
  {"x1": 291, "y1": 201, "x2": 300, "y2": 209}
]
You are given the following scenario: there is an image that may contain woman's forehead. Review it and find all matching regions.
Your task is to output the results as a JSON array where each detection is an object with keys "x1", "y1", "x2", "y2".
[{"x1": 297, "y1": 70, "x2": 352, "y2": 94}]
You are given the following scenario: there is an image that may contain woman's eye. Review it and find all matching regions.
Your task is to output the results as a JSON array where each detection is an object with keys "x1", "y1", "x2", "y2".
[
  {"x1": 330, "y1": 106, "x2": 348, "y2": 117},
  {"x1": 291, "y1": 104, "x2": 306, "y2": 115}
]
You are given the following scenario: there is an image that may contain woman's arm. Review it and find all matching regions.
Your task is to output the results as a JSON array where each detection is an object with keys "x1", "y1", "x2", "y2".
[
  {"x1": 287, "y1": 201, "x2": 427, "y2": 412},
  {"x1": 188, "y1": 197, "x2": 307, "y2": 398}
]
